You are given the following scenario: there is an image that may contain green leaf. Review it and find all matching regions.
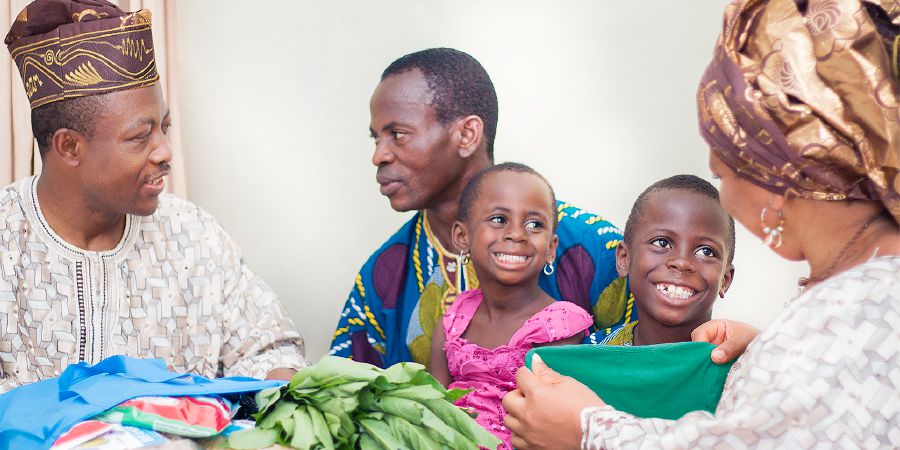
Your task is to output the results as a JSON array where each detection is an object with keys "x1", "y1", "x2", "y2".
[
  {"x1": 443, "y1": 387, "x2": 471, "y2": 403},
  {"x1": 424, "y1": 398, "x2": 501, "y2": 448},
  {"x1": 382, "y1": 385, "x2": 444, "y2": 401},
  {"x1": 226, "y1": 427, "x2": 278, "y2": 449},
  {"x1": 373, "y1": 396, "x2": 424, "y2": 425},
  {"x1": 307, "y1": 405, "x2": 335, "y2": 450},
  {"x1": 360, "y1": 418, "x2": 408, "y2": 450},
  {"x1": 385, "y1": 415, "x2": 440, "y2": 449},
  {"x1": 257, "y1": 400, "x2": 298, "y2": 429},
  {"x1": 289, "y1": 406, "x2": 318, "y2": 450},
  {"x1": 254, "y1": 387, "x2": 283, "y2": 417}
]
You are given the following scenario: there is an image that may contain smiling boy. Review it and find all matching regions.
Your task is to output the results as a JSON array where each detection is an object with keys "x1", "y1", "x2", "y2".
[{"x1": 602, "y1": 175, "x2": 736, "y2": 346}]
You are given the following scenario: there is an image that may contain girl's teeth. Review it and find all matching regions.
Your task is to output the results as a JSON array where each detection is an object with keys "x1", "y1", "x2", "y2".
[{"x1": 497, "y1": 253, "x2": 526, "y2": 264}]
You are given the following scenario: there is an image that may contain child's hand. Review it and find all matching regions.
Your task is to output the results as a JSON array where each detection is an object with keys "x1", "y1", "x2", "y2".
[
  {"x1": 503, "y1": 354, "x2": 604, "y2": 450},
  {"x1": 692, "y1": 319, "x2": 761, "y2": 363}
]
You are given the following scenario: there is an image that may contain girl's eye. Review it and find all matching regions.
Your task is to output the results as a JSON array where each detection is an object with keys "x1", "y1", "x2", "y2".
[
  {"x1": 695, "y1": 246, "x2": 718, "y2": 258},
  {"x1": 489, "y1": 215, "x2": 506, "y2": 224},
  {"x1": 650, "y1": 238, "x2": 671, "y2": 248},
  {"x1": 525, "y1": 220, "x2": 544, "y2": 230}
]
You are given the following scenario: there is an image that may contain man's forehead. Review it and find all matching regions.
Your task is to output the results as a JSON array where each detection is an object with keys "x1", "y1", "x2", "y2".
[{"x1": 372, "y1": 70, "x2": 434, "y2": 108}]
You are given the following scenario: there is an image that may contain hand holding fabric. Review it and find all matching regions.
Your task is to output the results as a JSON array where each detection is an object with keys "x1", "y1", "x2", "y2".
[
  {"x1": 692, "y1": 319, "x2": 760, "y2": 364},
  {"x1": 502, "y1": 354, "x2": 603, "y2": 450}
]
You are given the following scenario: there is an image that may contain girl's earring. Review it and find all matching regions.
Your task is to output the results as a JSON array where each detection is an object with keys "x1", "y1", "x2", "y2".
[
  {"x1": 760, "y1": 207, "x2": 785, "y2": 248},
  {"x1": 459, "y1": 251, "x2": 470, "y2": 266},
  {"x1": 543, "y1": 262, "x2": 554, "y2": 276}
]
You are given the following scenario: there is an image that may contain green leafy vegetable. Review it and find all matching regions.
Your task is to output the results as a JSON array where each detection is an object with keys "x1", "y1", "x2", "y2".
[{"x1": 227, "y1": 356, "x2": 500, "y2": 449}]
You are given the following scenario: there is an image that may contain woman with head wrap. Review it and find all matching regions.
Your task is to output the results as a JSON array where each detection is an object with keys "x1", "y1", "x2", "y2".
[{"x1": 502, "y1": 0, "x2": 900, "y2": 448}]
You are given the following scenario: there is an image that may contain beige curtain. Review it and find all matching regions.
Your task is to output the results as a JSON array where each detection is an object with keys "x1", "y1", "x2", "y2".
[{"x1": 0, "y1": 0, "x2": 187, "y2": 198}]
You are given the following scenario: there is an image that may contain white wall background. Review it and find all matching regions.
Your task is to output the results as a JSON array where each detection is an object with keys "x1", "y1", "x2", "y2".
[{"x1": 177, "y1": 1, "x2": 808, "y2": 362}]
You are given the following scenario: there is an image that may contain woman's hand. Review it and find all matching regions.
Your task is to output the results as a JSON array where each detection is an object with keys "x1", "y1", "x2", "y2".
[
  {"x1": 692, "y1": 319, "x2": 760, "y2": 364},
  {"x1": 503, "y1": 355, "x2": 605, "y2": 450}
]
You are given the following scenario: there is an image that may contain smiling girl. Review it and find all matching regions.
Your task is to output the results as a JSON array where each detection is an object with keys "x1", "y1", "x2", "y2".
[{"x1": 428, "y1": 162, "x2": 593, "y2": 449}]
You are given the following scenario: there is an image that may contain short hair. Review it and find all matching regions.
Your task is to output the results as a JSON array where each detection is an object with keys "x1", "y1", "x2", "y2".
[
  {"x1": 623, "y1": 174, "x2": 736, "y2": 264},
  {"x1": 31, "y1": 94, "x2": 108, "y2": 153},
  {"x1": 382, "y1": 48, "x2": 498, "y2": 162},
  {"x1": 458, "y1": 161, "x2": 558, "y2": 232}
]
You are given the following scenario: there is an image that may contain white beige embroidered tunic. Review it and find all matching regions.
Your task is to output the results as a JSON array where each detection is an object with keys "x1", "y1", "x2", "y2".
[
  {"x1": 0, "y1": 177, "x2": 307, "y2": 393},
  {"x1": 581, "y1": 256, "x2": 900, "y2": 449}
]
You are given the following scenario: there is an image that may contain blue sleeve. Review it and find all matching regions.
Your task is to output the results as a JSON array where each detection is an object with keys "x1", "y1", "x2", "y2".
[{"x1": 328, "y1": 260, "x2": 388, "y2": 367}]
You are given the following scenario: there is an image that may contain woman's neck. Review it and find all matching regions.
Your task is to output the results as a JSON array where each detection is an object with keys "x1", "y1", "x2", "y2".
[{"x1": 796, "y1": 206, "x2": 900, "y2": 290}]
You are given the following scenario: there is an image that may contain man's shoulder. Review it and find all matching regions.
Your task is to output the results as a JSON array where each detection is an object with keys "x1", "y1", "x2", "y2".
[
  {"x1": 0, "y1": 178, "x2": 31, "y2": 219},
  {"x1": 555, "y1": 200, "x2": 621, "y2": 238},
  {"x1": 359, "y1": 212, "x2": 422, "y2": 267},
  {"x1": 141, "y1": 193, "x2": 228, "y2": 238}
]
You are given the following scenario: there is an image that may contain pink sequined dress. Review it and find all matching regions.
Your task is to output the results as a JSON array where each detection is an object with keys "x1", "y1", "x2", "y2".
[{"x1": 442, "y1": 289, "x2": 593, "y2": 450}]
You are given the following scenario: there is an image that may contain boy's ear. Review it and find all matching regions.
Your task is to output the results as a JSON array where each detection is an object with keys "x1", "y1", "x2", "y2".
[
  {"x1": 451, "y1": 221, "x2": 469, "y2": 254},
  {"x1": 615, "y1": 241, "x2": 629, "y2": 278},
  {"x1": 546, "y1": 234, "x2": 559, "y2": 265},
  {"x1": 719, "y1": 264, "x2": 735, "y2": 298}
]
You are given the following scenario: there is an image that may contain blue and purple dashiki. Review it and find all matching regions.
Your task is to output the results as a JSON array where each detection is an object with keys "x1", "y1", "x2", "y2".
[{"x1": 329, "y1": 201, "x2": 635, "y2": 367}]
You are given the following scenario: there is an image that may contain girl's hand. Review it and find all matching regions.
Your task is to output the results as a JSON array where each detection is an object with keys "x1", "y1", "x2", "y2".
[
  {"x1": 503, "y1": 355, "x2": 604, "y2": 450},
  {"x1": 692, "y1": 319, "x2": 760, "y2": 364}
]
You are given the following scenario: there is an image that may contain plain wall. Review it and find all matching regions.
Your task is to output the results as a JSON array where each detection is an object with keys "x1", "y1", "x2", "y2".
[{"x1": 177, "y1": 1, "x2": 808, "y2": 362}]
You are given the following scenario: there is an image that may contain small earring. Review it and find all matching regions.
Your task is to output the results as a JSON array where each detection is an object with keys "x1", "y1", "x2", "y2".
[
  {"x1": 543, "y1": 262, "x2": 554, "y2": 276},
  {"x1": 458, "y1": 251, "x2": 470, "y2": 266},
  {"x1": 760, "y1": 207, "x2": 784, "y2": 248}
]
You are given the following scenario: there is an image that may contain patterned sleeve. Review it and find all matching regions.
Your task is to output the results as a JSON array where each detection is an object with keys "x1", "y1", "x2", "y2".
[
  {"x1": 579, "y1": 265, "x2": 899, "y2": 449},
  {"x1": 328, "y1": 269, "x2": 387, "y2": 367},
  {"x1": 552, "y1": 203, "x2": 632, "y2": 333},
  {"x1": 218, "y1": 232, "x2": 308, "y2": 379}
]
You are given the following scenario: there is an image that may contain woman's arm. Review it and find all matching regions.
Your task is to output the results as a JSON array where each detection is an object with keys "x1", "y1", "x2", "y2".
[{"x1": 429, "y1": 324, "x2": 452, "y2": 387}]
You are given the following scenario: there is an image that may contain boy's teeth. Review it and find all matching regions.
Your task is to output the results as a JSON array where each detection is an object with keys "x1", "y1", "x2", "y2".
[
  {"x1": 496, "y1": 253, "x2": 526, "y2": 264},
  {"x1": 655, "y1": 283, "x2": 696, "y2": 300}
]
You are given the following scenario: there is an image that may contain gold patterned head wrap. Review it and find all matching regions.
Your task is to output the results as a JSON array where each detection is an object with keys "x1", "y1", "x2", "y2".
[
  {"x1": 5, "y1": 0, "x2": 158, "y2": 109},
  {"x1": 697, "y1": 0, "x2": 900, "y2": 224}
]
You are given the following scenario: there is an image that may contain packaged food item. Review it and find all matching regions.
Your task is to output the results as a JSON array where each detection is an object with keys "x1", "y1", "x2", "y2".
[
  {"x1": 51, "y1": 421, "x2": 167, "y2": 450},
  {"x1": 95, "y1": 396, "x2": 232, "y2": 437}
]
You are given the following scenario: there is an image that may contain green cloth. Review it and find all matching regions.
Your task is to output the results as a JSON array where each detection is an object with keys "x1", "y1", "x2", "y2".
[{"x1": 524, "y1": 342, "x2": 734, "y2": 420}]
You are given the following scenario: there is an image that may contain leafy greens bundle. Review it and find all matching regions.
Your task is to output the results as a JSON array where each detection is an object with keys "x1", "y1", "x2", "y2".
[{"x1": 227, "y1": 356, "x2": 500, "y2": 450}]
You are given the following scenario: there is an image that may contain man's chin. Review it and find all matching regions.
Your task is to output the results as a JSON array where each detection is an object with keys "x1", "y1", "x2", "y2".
[
  {"x1": 387, "y1": 196, "x2": 420, "y2": 213},
  {"x1": 130, "y1": 199, "x2": 160, "y2": 216}
]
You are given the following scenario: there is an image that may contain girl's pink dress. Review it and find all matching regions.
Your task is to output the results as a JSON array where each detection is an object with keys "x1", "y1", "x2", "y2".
[{"x1": 442, "y1": 289, "x2": 593, "y2": 450}]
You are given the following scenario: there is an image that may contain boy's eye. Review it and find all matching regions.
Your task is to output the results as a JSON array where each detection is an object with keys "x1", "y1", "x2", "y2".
[
  {"x1": 489, "y1": 215, "x2": 506, "y2": 224},
  {"x1": 525, "y1": 220, "x2": 544, "y2": 230},
  {"x1": 695, "y1": 246, "x2": 718, "y2": 258},
  {"x1": 650, "y1": 237, "x2": 671, "y2": 248}
]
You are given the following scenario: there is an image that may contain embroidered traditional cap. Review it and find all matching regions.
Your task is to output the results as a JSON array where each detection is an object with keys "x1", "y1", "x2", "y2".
[
  {"x1": 697, "y1": 0, "x2": 900, "y2": 224},
  {"x1": 5, "y1": 0, "x2": 158, "y2": 109}
]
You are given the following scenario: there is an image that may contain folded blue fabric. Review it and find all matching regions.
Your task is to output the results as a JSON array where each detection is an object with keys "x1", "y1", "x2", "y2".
[{"x1": 0, "y1": 355, "x2": 285, "y2": 449}]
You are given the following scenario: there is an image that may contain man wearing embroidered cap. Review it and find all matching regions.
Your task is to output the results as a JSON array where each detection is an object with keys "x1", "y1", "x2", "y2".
[{"x1": 0, "y1": 0, "x2": 306, "y2": 392}]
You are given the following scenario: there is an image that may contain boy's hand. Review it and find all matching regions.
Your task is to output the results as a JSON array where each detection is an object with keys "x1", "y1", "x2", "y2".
[{"x1": 692, "y1": 319, "x2": 760, "y2": 363}]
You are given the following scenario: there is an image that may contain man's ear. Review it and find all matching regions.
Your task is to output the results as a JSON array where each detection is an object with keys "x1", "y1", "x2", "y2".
[
  {"x1": 50, "y1": 129, "x2": 84, "y2": 167},
  {"x1": 456, "y1": 115, "x2": 484, "y2": 159},
  {"x1": 451, "y1": 221, "x2": 469, "y2": 254},
  {"x1": 615, "y1": 242, "x2": 629, "y2": 278},
  {"x1": 719, "y1": 264, "x2": 735, "y2": 298}
]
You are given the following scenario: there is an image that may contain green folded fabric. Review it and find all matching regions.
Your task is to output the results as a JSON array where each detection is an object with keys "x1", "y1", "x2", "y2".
[{"x1": 525, "y1": 342, "x2": 734, "y2": 420}]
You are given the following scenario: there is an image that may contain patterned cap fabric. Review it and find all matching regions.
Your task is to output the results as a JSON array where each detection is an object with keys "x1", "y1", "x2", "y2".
[
  {"x1": 5, "y1": 0, "x2": 158, "y2": 109},
  {"x1": 697, "y1": 0, "x2": 900, "y2": 224}
]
